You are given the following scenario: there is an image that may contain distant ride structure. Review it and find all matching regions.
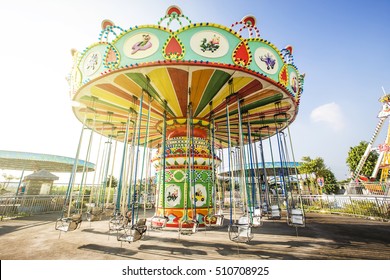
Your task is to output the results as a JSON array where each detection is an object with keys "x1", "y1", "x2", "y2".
[
  {"x1": 0, "y1": 150, "x2": 95, "y2": 195},
  {"x1": 66, "y1": 6, "x2": 305, "y2": 241},
  {"x1": 0, "y1": 150, "x2": 94, "y2": 173},
  {"x1": 351, "y1": 89, "x2": 390, "y2": 195}
]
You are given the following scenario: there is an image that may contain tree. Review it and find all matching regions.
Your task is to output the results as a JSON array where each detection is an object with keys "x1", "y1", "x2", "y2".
[
  {"x1": 299, "y1": 156, "x2": 326, "y2": 176},
  {"x1": 105, "y1": 175, "x2": 118, "y2": 188},
  {"x1": 346, "y1": 141, "x2": 379, "y2": 179},
  {"x1": 1, "y1": 173, "x2": 18, "y2": 195},
  {"x1": 298, "y1": 156, "x2": 338, "y2": 194},
  {"x1": 321, "y1": 168, "x2": 338, "y2": 194}
]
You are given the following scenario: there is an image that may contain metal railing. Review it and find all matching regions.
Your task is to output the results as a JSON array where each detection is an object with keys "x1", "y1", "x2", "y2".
[
  {"x1": 1, "y1": 193, "x2": 389, "y2": 221},
  {"x1": 299, "y1": 194, "x2": 390, "y2": 220},
  {"x1": 0, "y1": 195, "x2": 66, "y2": 219},
  {"x1": 0, "y1": 192, "x2": 155, "y2": 220},
  {"x1": 221, "y1": 191, "x2": 390, "y2": 221}
]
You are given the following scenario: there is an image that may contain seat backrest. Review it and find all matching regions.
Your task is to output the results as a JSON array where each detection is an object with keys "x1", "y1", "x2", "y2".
[
  {"x1": 137, "y1": 218, "x2": 147, "y2": 226},
  {"x1": 291, "y1": 209, "x2": 303, "y2": 216},
  {"x1": 254, "y1": 208, "x2": 261, "y2": 216},
  {"x1": 238, "y1": 216, "x2": 249, "y2": 225},
  {"x1": 68, "y1": 221, "x2": 79, "y2": 231},
  {"x1": 271, "y1": 205, "x2": 279, "y2": 210},
  {"x1": 71, "y1": 214, "x2": 82, "y2": 222}
]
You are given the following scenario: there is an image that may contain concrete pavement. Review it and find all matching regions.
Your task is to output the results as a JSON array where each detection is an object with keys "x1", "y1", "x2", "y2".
[{"x1": 0, "y1": 210, "x2": 389, "y2": 260}]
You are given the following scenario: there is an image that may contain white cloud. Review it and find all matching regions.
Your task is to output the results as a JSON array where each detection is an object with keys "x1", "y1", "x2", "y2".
[{"x1": 310, "y1": 102, "x2": 346, "y2": 132}]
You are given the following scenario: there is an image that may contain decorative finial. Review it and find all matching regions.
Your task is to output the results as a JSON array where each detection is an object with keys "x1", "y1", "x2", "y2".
[
  {"x1": 158, "y1": 5, "x2": 191, "y2": 29},
  {"x1": 231, "y1": 15, "x2": 260, "y2": 38},
  {"x1": 101, "y1": 19, "x2": 115, "y2": 30},
  {"x1": 166, "y1": 5, "x2": 183, "y2": 16}
]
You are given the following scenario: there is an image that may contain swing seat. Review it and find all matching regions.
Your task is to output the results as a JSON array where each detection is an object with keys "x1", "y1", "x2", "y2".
[
  {"x1": 269, "y1": 205, "x2": 281, "y2": 220},
  {"x1": 288, "y1": 208, "x2": 305, "y2": 227},
  {"x1": 251, "y1": 216, "x2": 262, "y2": 227},
  {"x1": 205, "y1": 213, "x2": 224, "y2": 227},
  {"x1": 144, "y1": 202, "x2": 153, "y2": 210},
  {"x1": 117, "y1": 219, "x2": 147, "y2": 243},
  {"x1": 55, "y1": 214, "x2": 82, "y2": 232},
  {"x1": 238, "y1": 216, "x2": 249, "y2": 225},
  {"x1": 86, "y1": 207, "x2": 103, "y2": 222},
  {"x1": 252, "y1": 208, "x2": 263, "y2": 227},
  {"x1": 228, "y1": 217, "x2": 254, "y2": 243},
  {"x1": 261, "y1": 203, "x2": 269, "y2": 215},
  {"x1": 179, "y1": 219, "x2": 199, "y2": 235},
  {"x1": 109, "y1": 213, "x2": 128, "y2": 232},
  {"x1": 109, "y1": 210, "x2": 132, "y2": 231},
  {"x1": 150, "y1": 215, "x2": 169, "y2": 230},
  {"x1": 104, "y1": 203, "x2": 115, "y2": 217}
]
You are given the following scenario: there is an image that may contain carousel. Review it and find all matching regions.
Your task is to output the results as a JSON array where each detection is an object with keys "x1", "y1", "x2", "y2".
[{"x1": 63, "y1": 5, "x2": 305, "y2": 242}]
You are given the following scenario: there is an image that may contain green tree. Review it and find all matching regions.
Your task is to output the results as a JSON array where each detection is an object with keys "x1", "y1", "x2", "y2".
[
  {"x1": 321, "y1": 168, "x2": 339, "y2": 194},
  {"x1": 346, "y1": 141, "x2": 379, "y2": 179},
  {"x1": 299, "y1": 156, "x2": 326, "y2": 176},
  {"x1": 0, "y1": 173, "x2": 18, "y2": 195},
  {"x1": 105, "y1": 175, "x2": 118, "y2": 188},
  {"x1": 298, "y1": 156, "x2": 337, "y2": 194}
]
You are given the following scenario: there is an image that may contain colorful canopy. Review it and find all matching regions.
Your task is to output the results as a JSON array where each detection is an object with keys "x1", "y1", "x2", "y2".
[{"x1": 68, "y1": 6, "x2": 304, "y2": 148}]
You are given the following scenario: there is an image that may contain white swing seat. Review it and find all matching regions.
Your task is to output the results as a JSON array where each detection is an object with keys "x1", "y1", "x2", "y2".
[
  {"x1": 215, "y1": 215, "x2": 224, "y2": 226},
  {"x1": 288, "y1": 208, "x2": 305, "y2": 227},
  {"x1": 228, "y1": 219, "x2": 254, "y2": 243},
  {"x1": 179, "y1": 219, "x2": 199, "y2": 235},
  {"x1": 55, "y1": 214, "x2": 82, "y2": 232},
  {"x1": 269, "y1": 205, "x2": 281, "y2": 219},
  {"x1": 205, "y1": 215, "x2": 224, "y2": 227},
  {"x1": 238, "y1": 216, "x2": 249, "y2": 225},
  {"x1": 252, "y1": 209, "x2": 263, "y2": 227},
  {"x1": 117, "y1": 219, "x2": 147, "y2": 243},
  {"x1": 252, "y1": 216, "x2": 262, "y2": 227},
  {"x1": 253, "y1": 208, "x2": 262, "y2": 216},
  {"x1": 109, "y1": 210, "x2": 132, "y2": 231},
  {"x1": 205, "y1": 213, "x2": 224, "y2": 227},
  {"x1": 109, "y1": 213, "x2": 129, "y2": 232},
  {"x1": 237, "y1": 225, "x2": 253, "y2": 242},
  {"x1": 262, "y1": 203, "x2": 269, "y2": 215},
  {"x1": 150, "y1": 215, "x2": 169, "y2": 230}
]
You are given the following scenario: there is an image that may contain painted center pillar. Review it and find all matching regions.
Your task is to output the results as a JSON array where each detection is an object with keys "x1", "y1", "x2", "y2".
[{"x1": 152, "y1": 118, "x2": 220, "y2": 227}]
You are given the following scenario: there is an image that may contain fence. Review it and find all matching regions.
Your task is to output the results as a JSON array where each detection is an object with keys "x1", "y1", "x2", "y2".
[
  {"x1": 0, "y1": 195, "x2": 66, "y2": 219},
  {"x1": 0, "y1": 192, "x2": 153, "y2": 220},
  {"x1": 220, "y1": 191, "x2": 390, "y2": 221},
  {"x1": 299, "y1": 194, "x2": 390, "y2": 220},
  {"x1": 1, "y1": 193, "x2": 389, "y2": 221}
]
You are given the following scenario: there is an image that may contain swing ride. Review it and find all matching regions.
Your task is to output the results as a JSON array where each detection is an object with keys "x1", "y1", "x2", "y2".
[{"x1": 63, "y1": 5, "x2": 305, "y2": 242}]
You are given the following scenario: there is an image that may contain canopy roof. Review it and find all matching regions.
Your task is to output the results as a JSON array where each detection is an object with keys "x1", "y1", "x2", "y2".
[
  {"x1": 69, "y1": 6, "x2": 304, "y2": 148},
  {"x1": 24, "y1": 170, "x2": 59, "y2": 181},
  {"x1": 0, "y1": 150, "x2": 95, "y2": 173},
  {"x1": 219, "y1": 161, "x2": 301, "y2": 177}
]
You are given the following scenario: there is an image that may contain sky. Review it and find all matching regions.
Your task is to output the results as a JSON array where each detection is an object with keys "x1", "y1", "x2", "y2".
[{"x1": 0, "y1": 0, "x2": 389, "y2": 182}]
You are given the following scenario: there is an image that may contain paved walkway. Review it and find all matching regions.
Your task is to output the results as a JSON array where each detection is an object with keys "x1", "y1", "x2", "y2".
[{"x1": 0, "y1": 211, "x2": 389, "y2": 260}]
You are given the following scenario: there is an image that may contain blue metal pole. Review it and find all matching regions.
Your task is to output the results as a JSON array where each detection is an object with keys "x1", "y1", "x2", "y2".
[
  {"x1": 115, "y1": 109, "x2": 132, "y2": 213},
  {"x1": 131, "y1": 91, "x2": 144, "y2": 225}
]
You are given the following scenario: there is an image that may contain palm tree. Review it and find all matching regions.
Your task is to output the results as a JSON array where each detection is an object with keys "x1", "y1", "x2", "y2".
[{"x1": 1, "y1": 173, "x2": 19, "y2": 195}]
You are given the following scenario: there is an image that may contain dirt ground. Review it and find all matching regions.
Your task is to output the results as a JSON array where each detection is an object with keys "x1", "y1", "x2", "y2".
[{"x1": 0, "y1": 210, "x2": 389, "y2": 260}]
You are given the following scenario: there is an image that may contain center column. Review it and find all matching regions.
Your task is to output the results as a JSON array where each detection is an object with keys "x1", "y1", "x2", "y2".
[{"x1": 152, "y1": 118, "x2": 220, "y2": 227}]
